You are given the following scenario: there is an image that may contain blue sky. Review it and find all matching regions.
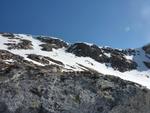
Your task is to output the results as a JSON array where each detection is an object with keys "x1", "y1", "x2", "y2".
[{"x1": 0, "y1": 0, "x2": 150, "y2": 48}]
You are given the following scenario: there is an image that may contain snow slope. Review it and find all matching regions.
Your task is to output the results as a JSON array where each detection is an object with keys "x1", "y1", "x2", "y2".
[{"x1": 0, "y1": 33, "x2": 150, "y2": 88}]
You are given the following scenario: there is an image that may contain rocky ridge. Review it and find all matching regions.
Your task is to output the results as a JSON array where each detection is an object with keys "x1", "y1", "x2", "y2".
[
  {"x1": 67, "y1": 43, "x2": 137, "y2": 72},
  {"x1": 0, "y1": 32, "x2": 150, "y2": 113}
]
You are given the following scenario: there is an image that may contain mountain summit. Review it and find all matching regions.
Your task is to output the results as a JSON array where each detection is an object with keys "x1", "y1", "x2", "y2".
[{"x1": 0, "y1": 32, "x2": 150, "y2": 113}]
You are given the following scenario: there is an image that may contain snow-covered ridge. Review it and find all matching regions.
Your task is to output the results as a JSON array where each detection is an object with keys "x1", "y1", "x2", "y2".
[{"x1": 0, "y1": 33, "x2": 150, "y2": 88}]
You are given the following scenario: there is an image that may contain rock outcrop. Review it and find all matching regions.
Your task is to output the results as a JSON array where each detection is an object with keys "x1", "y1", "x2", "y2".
[
  {"x1": 67, "y1": 43, "x2": 137, "y2": 72},
  {"x1": 36, "y1": 36, "x2": 68, "y2": 51},
  {"x1": 143, "y1": 44, "x2": 150, "y2": 54},
  {"x1": 27, "y1": 54, "x2": 64, "y2": 66},
  {"x1": 0, "y1": 64, "x2": 149, "y2": 113},
  {"x1": 4, "y1": 39, "x2": 33, "y2": 50},
  {"x1": 143, "y1": 61, "x2": 150, "y2": 69}
]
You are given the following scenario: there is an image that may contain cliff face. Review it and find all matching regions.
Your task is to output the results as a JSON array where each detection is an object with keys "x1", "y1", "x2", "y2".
[
  {"x1": 143, "y1": 44, "x2": 150, "y2": 54},
  {"x1": 0, "y1": 33, "x2": 150, "y2": 113},
  {"x1": 66, "y1": 43, "x2": 138, "y2": 72},
  {"x1": 0, "y1": 64, "x2": 150, "y2": 113}
]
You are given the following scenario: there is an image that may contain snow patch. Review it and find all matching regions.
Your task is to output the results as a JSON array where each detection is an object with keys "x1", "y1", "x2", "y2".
[{"x1": 0, "y1": 34, "x2": 150, "y2": 89}]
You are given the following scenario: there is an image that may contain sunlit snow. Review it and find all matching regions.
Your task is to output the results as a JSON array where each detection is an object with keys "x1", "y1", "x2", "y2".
[{"x1": 0, "y1": 34, "x2": 150, "y2": 88}]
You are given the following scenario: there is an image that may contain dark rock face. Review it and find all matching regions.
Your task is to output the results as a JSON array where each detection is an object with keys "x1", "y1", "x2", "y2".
[
  {"x1": 143, "y1": 44, "x2": 150, "y2": 54},
  {"x1": 36, "y1": 36, "x2": 68, "y2": 51},
  {"x1": 0, "y1": 32, "x2": 15, "y2": 38},
  {"x1": 67, "y1": 43, "x2": 102, "y2": 57},
  {"x1": 0, "y1": 63, "x2": 150, "y2": 113},
  {"x1": 4, "y1": 39, "x2": 33, "y2": 50},
  {"x1": 27, "y1": 54, "x2": 64, "y2": 66},
  {"x1": 27, "y1": 54, "x2": 50, "y2": 65},
  {"x1": 143, "y1": 61, "x2": 150, "y2": 69},
  {"x1": 39, "y1": 44, "x2": 57, "y2": 51},
  {"x1": 110, "y1": 52, "x2": 137, "y2": 72},
  {"x1": 0, "y1": 50, "x2": 24, "y2": 61},
  {"x1": 67, "y1": 43, "x2": 110, "y2": 63},
  {"x1": 0, "y1": 50, "x2": 37, "y2": 68},
  {"x1": 67, "y1": 43, "x2": 137, "y2": 72}
]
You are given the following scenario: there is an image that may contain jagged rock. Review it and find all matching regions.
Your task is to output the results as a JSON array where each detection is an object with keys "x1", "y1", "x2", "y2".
[
  {"x1": 4, "y1": 39, "x2": 33, "y2": 50},
  {"x1": 110, "y1": 52, "x2": 137, "y2": 72},
  {"x1": 36, "y1": 36, "x2": 68, "y2": 51},
  {"x1": 0, "y1": 32, "x2": 15, "y2": 38},
  {"x1": 0, "y1": 50, "x2": 36, "y2": 68},
  {"x1": 27, "y1": 54, "x2": 50, "y2": 64},
  {"x1": 67, "y1": 43, "x2": 109, "y2": 63},
  {"x1": 67, "y1": 43, "x2": 102, "y2": 57},
  {"x1": 0, "y1": 50, "x2": 24, "y2": 61},
  {"x1": 67, "y1": 43, "x2": 137, "y2": 72},
  {"x1": 39, "y1": 44, "x2": 58, "y2": 51},
  {"x1": 143, "y1": 61, "x2": 150, "y2": 69},
  {"x1": 27, "y1": 54, "x2": 64, "y2": 66},
  {"x1": 143, "y1": 44, "x2": 150, "y2": 54}
]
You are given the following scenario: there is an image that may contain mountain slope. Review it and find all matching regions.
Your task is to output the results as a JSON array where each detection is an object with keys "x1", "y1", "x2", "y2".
[
  {"x1": 0, "y1": 67, "x2": 150, "y2": 113},
  {"x1": 0, "y1": 33, "x2": 150, "y2": 88},
  {"x1": 0, "y1": 32, "x2": 150, "y2": 113}
]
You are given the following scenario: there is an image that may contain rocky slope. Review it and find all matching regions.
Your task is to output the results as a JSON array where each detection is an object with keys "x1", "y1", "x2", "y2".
[
  {"x1": 67, "y1": 43, "x2": 137, "y2": 72},
  {"x1": 0, "y1": 63, "x2": 150, "y2": 113},
  {"x1": 0, "y1": 32, "x2": 150, "y2": 113}
]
